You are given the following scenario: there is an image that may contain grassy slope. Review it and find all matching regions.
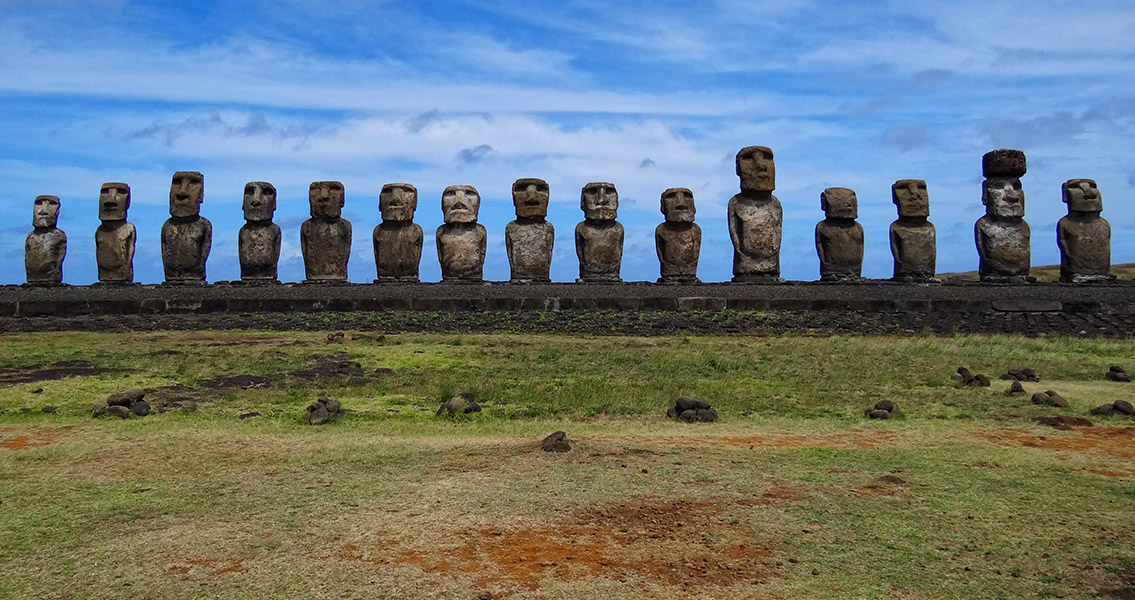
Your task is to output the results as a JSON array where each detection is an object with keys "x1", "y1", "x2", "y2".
[{"x1": 2, "y1": 331, "x2": 1135, "y2": 600}]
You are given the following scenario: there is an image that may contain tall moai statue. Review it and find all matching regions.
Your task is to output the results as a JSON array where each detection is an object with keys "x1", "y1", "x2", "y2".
[
  {"x1": 301, "y1": 181, "x2": 352, "y2": 283},
  {"x1": 24, "y1": 195, "x2": 66, "y2": 285},
  {"x1": 815, "y1": 187, "x2": 864, "y2": 281},
  {"x1": 239, "y1": 182, "x2": 281, "y2": 282},
  {"x1": 728, "y1": 146, "x2": 782, "y2": 282},
  {"x1": 161, "y1": 171, "x2": 211, "y2": 284},
  {"x1": 95, "y1": 182, "x2": 136, "y2": 284},
  {"x1": 505, "y1": 178, "x2": 554, "y2": 283},
  {"x1": 1058, "y1": 178, "x2": 1113, "y2": 283},
  {"x1": 436, "y1": 185, "x2": 487, "y2": 283},
  {"x1": 975, "y1": 149, "x2": 1030, "y2": 282},
  {"x1": 889, "y1": 179, "x2": 937, "y2": 281},
  {"x1": 655, "y1": 187, "x2": 701, "y2": 283},
  {"x1": 373, "y1": 183, "x2": 423, "y2": 282},
  {"x1": 575, "y1": 182, "x2": 623, "y2": 283}
]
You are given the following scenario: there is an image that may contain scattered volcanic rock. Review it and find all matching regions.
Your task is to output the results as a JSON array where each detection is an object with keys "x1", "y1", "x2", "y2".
[
  {"x1": 304, "y1": 396, "x2": 344, "y2": 425},
  {"x1": 541, "y1": 431, "x2": 571, "y2": 452},
  {"x1": 668, "y1": 397, "x2": 717, "y2": 422}
]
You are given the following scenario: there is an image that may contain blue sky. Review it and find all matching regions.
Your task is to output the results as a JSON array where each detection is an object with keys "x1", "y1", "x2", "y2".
[{"x1": 3, "y1": 0, "x2": 1134, "y2": 284}]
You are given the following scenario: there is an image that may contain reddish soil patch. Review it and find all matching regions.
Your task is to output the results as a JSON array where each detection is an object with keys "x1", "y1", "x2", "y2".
[
  {"x1": 977, "y1": 426, "x2": 1135, "y2": 459},
  {"x1": 0, "y1": 426, "x2": 70, "y2": 450},
  {"x1": 0, "y1": 360, "x2": 128, "y2": 384},
  {"x1": 851, "y1": 475, "x2": 910, "y2": 497},
  {"x1": 1034, "y1": 416, "x2": 1095, "y2": 430}
]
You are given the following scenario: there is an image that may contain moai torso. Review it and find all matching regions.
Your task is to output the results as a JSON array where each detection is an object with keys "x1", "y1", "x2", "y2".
[
  {"x1": 95, "y1": 182, "x2": 136, "y2": 283},
  {"x1": 889, "y1": 179, "x2": 936, "y2": 280},
  {"x1": 161, "y1": 171, "x2": 211, "y2": 283},
  {"x1": 436, "y1": 185, "x2": 486, "y2": 282},
  {"x1": 575, "y1": 182, "x2": 623, "y2": 282},
  {"x1": 655, "y1": 187, "x2": 701, "y2": 283},
  {"x1": 728, "y1": 146, "x2": 782, "y2": 281},
  {"x1": 373, "y1": 183, "x2": 423, "y2": 282},
  {"x1": 239, "y1": 182, "x2": 281, "y2": 281},
  {"x1": 25, "y1": 195, "x2": 66, "y2": 284},
  {"x1": 505, "y1": 178, "x2": 554, "y2": 283},
  {"x1": 815, "y1": 187, "x2": 864, "y2": 281},
  {"x1": 1058, "y1": 179, "x2": 1112, "y2": 282},
  {"x1": 976, "y1": 150, "x2": 1030, "y2": 281},
  {"x1": 301, "y1": 181, "x2": 351, "y2": 282}
]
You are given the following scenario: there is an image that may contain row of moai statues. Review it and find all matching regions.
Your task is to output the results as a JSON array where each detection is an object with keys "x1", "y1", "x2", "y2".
[{"x1": 23, "y1": 148, "x2": 1114, "y2": 285}]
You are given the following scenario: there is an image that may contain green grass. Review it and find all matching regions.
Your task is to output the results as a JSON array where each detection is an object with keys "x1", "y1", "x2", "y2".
[{"x1": 2, "y1": 331, "x2": 1135, "y2": 599}]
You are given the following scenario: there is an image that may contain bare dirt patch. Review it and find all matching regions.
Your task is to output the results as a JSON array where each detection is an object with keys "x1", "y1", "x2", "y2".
[
  {"x1": 976, "y1": 426, "x2": 1135, "y2": 459},
  {"x1": 0, "y1": 426, "x2": 71, "y2": 450},
  {"x1": 0, "y1": 360, "x2": 128, "y2": 385},
  {"x1": 851, "y1": 474, "x2": 911, "y2": 497}
]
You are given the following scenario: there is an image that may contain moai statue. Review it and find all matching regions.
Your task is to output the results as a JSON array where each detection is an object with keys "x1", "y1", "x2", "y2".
[
  {"x1": 728, "y1": 146, "x2": 782, "y2": 282},
  {"x1": 24, "y1": 195, "x2": 66, "y2": 285},
  {"x1": 889, "y1": 179, "x2": 937, "y2": 281},
  {"x1": 301, "y1": 181, "x2": 352, "y2": 283},
  {"x1": 161, "y1": 171, "x2": 212, "y2": 284},
  {"x1": 436, "y1": 185, "x2": 487, "y2": 283},
  {"x1": 505, "y1": 178, "x2": 554, "y2": 283},
  {"x1": 95, "y1": 182, "x2": 136, "y2": 284},
  {"x1": 373, "y1": 183, "x2": 423, "y2": 282},
  {"x1": 575, "y1": 182, "x2": 623, "y2": 283},
  {"x1": 815, "y1": 187, "x2": 864, "y2": 281},
  {"x1": 975, "y1": 149, "x2": 1030, "y2": 282},
  {"x1": 238, "y1": 182, "x2": 281, "y2": 282},
  {"x1": 1058, "y1": 178, "x2": 1113, "y2": 283},
  {"x1": 655, "y1": 187, "x2": 701, "y2": 283}
]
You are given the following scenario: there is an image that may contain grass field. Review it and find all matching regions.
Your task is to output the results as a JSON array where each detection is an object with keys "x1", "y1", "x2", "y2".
[{"x1": 2, "y1": 331, "x2": 1135, "y2": 599}]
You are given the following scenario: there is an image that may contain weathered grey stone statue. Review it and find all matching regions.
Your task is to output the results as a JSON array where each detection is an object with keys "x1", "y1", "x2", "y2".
[
  {"x1": 238, "y1": 182, "x2": 281, "y2": 282},
  {"x1": 575, "y1": 182, "x2": 623, "y2": 283},
  {"x1": 889, "y1": 179, "x2": 937, "y2": 281},
  {"x1": 975, "y1": 149, "x2": 1030, "y2": 282},
  {"x1": 728, "y1": 146, "x2": 782, "y2": 282},
  {"x1": 301, "y1": 181, "x2": 351, "y2": 283},
  {"x1": 436, "y1": 185, "x2": 486, "y2": 283},
  {"x1": 815, "y1": 187, "x2": 864, "y2": 281},
  {"x1": 95, "y1": 182, "x2": 136, "y2": 284},
  {"x1": 161, "y1": 171, "x2": 211, "y2": 284},
  {"x1": 25, "y1": 195, "x2": 66, "y2": 285},
  {"x1": 505, "y1": 178, "x2": 554, "y2": 283},
  {"x1": 1058, "y1": 178, "x2": 1113, "y2": 283},
  {"x1": 655, "y1": 187, "x2": 701, "y2": 283},
  {"x1": 373, "y1": 183, "x2": 423, "y2": 282}
]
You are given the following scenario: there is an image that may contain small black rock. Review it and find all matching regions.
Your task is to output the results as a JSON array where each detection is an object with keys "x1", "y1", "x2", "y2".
[
  {"x1": 868, "y1": 409, "x2": 891, "y2": 420},
  {"x1": 874, "y1": 400, "x2": 898, "y2": 413},
  {"x1": 696, "y1": 408, "x2": 718, "y2": 423},
  {"x1": 541, "y1": 431, "x2": 571, "y2": 452},
  {"x1": 678, "y1": 409, "x2": 698, "y2": 422},
  {"x1": 1114, "y1": 400, "x2": 1134, "y2": 416},
  {"x1": 130, "y1": 400, "x2": 150, "y2": 416}
]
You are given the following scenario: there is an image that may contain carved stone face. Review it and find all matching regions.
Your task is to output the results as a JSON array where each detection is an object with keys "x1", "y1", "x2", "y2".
[
  {"x1": 99, "y1": 182, "x2": 130, "y2": 221},
  {"x1": 581, "y1": 182, "x2": 618, "y2": 221},
  {"x1": 309, "y1": 181, "x2": 345, "y2": 219},
  {"x1": 736, "y1": 146, "x2": 775, "y2": 192},
  {"x1": 380, "y1": 183, "x2": 418, "y2": 222},
  {"x1": 821, "y1": 187, "x2": 858, "y2": 219},
  {"x1": 442, "y1": 185, "x2": 480, "y2": 224},
  {"x1": 982, "y1": 176, "x2": 1025, "y2": 218},
  {"x1": 660, "y1": 187, "x2": 696, "y2": 223},
  {"x1": 512, "y1": 178, "x2": 549, "y2": 219},
  {"x1": 892, "y1": 179, "x2": 929, "y2": 218},
  {"x1": 32, "y1": 195, "x2": 60, "y2": 228},
  {"x1": 1063, "y1": 178, "x2": 1102, "y2": 213},
  {"x1": 242, "y1": 182, "x2": 277, "y2": 222},
  {"x1": 169, "y1": 171, "x2": 204, "y2": 218}
]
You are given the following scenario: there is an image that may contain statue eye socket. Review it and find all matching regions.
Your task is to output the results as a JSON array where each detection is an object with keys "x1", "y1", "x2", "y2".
[{"x1": 245, "y1": 186, "x2": 255, "y2": 195}]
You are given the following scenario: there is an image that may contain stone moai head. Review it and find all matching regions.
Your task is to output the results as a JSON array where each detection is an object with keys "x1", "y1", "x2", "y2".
[
  {"x1": 442, "y1": 185, "x2": 480, "y2": 224},
  {"x1": 581, "y1": 182, "x2": 618, "y2": 221},
  {"x1": 736, "y1": 146, "x2": 775, "y2": 193},
  {"x1": 32, "y1": 195, "x2": 60, "y2": 229},
  {"x1": 982, "y1": 177, "x2": 1025, "y2": 218},
  {"x1": 660, "y1": 187, "x2": 696, "y2": 223},
  {"x1": 892, "y1": 179, "x2": 929, "y2": 218},
  {"x1": 309, "y1": 181, "x2": 345, "y2": 219},
  {"x1": 1063, "y1": 178, "x2": 1102, "y2": 213},
  {"x1": 242, "y1": 182, "x2": 276, "y2": 223},
  {"x1": 512, "y1": 178, "x2": 550, "y2": 219},
  {"x1": 169, "y1": 171, "x2": 204, "y2": 218},
  {"x1": 821, "y1": 187, "x2": 858, "y2": 219},
  {"x1": 379, "y1": 183, "x2": 418, "y2": 222},
  {"x1": 99, "y1": 182, "x2": 130, "y2": 222}
]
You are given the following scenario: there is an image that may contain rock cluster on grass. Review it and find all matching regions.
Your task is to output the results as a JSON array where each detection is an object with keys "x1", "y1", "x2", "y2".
[
  {"x1": 1002, "y1": 368, "x2": 1039, "y2": 382},
  {"x1": 665, "y1": 396, "x2": 717, "y2": 422},
  {"x1": 865, "y1": 400, "x2": 903, "y2": 419},
  {"x1": 304, "y1": 396, "x2": 345, "y2": 425},
  {"x1": 1105, "y1": 365, "x2": 1132, "y2": 382},
  {"x1": 1090, "y1": 399, "x2": 1134, "y2": 417},
  {"x1": 435, "y1": 392, "x2": 482, "y2": 416},
  {"x1": 92, "y1": 389, "x2": 149, "y2": 418},
  {"x1": 541, "y1": 431, "x2": 571, "y2": 452},
  {"x1": 1031, "y1": 390, "x2": 1068, "y2": 407},
  {"x1": 951, "y1": 367, "x2": 990, "y2": 387},
  {"x1": 1007, "y1": 381, "x2": 1026, "y2": 396}
]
